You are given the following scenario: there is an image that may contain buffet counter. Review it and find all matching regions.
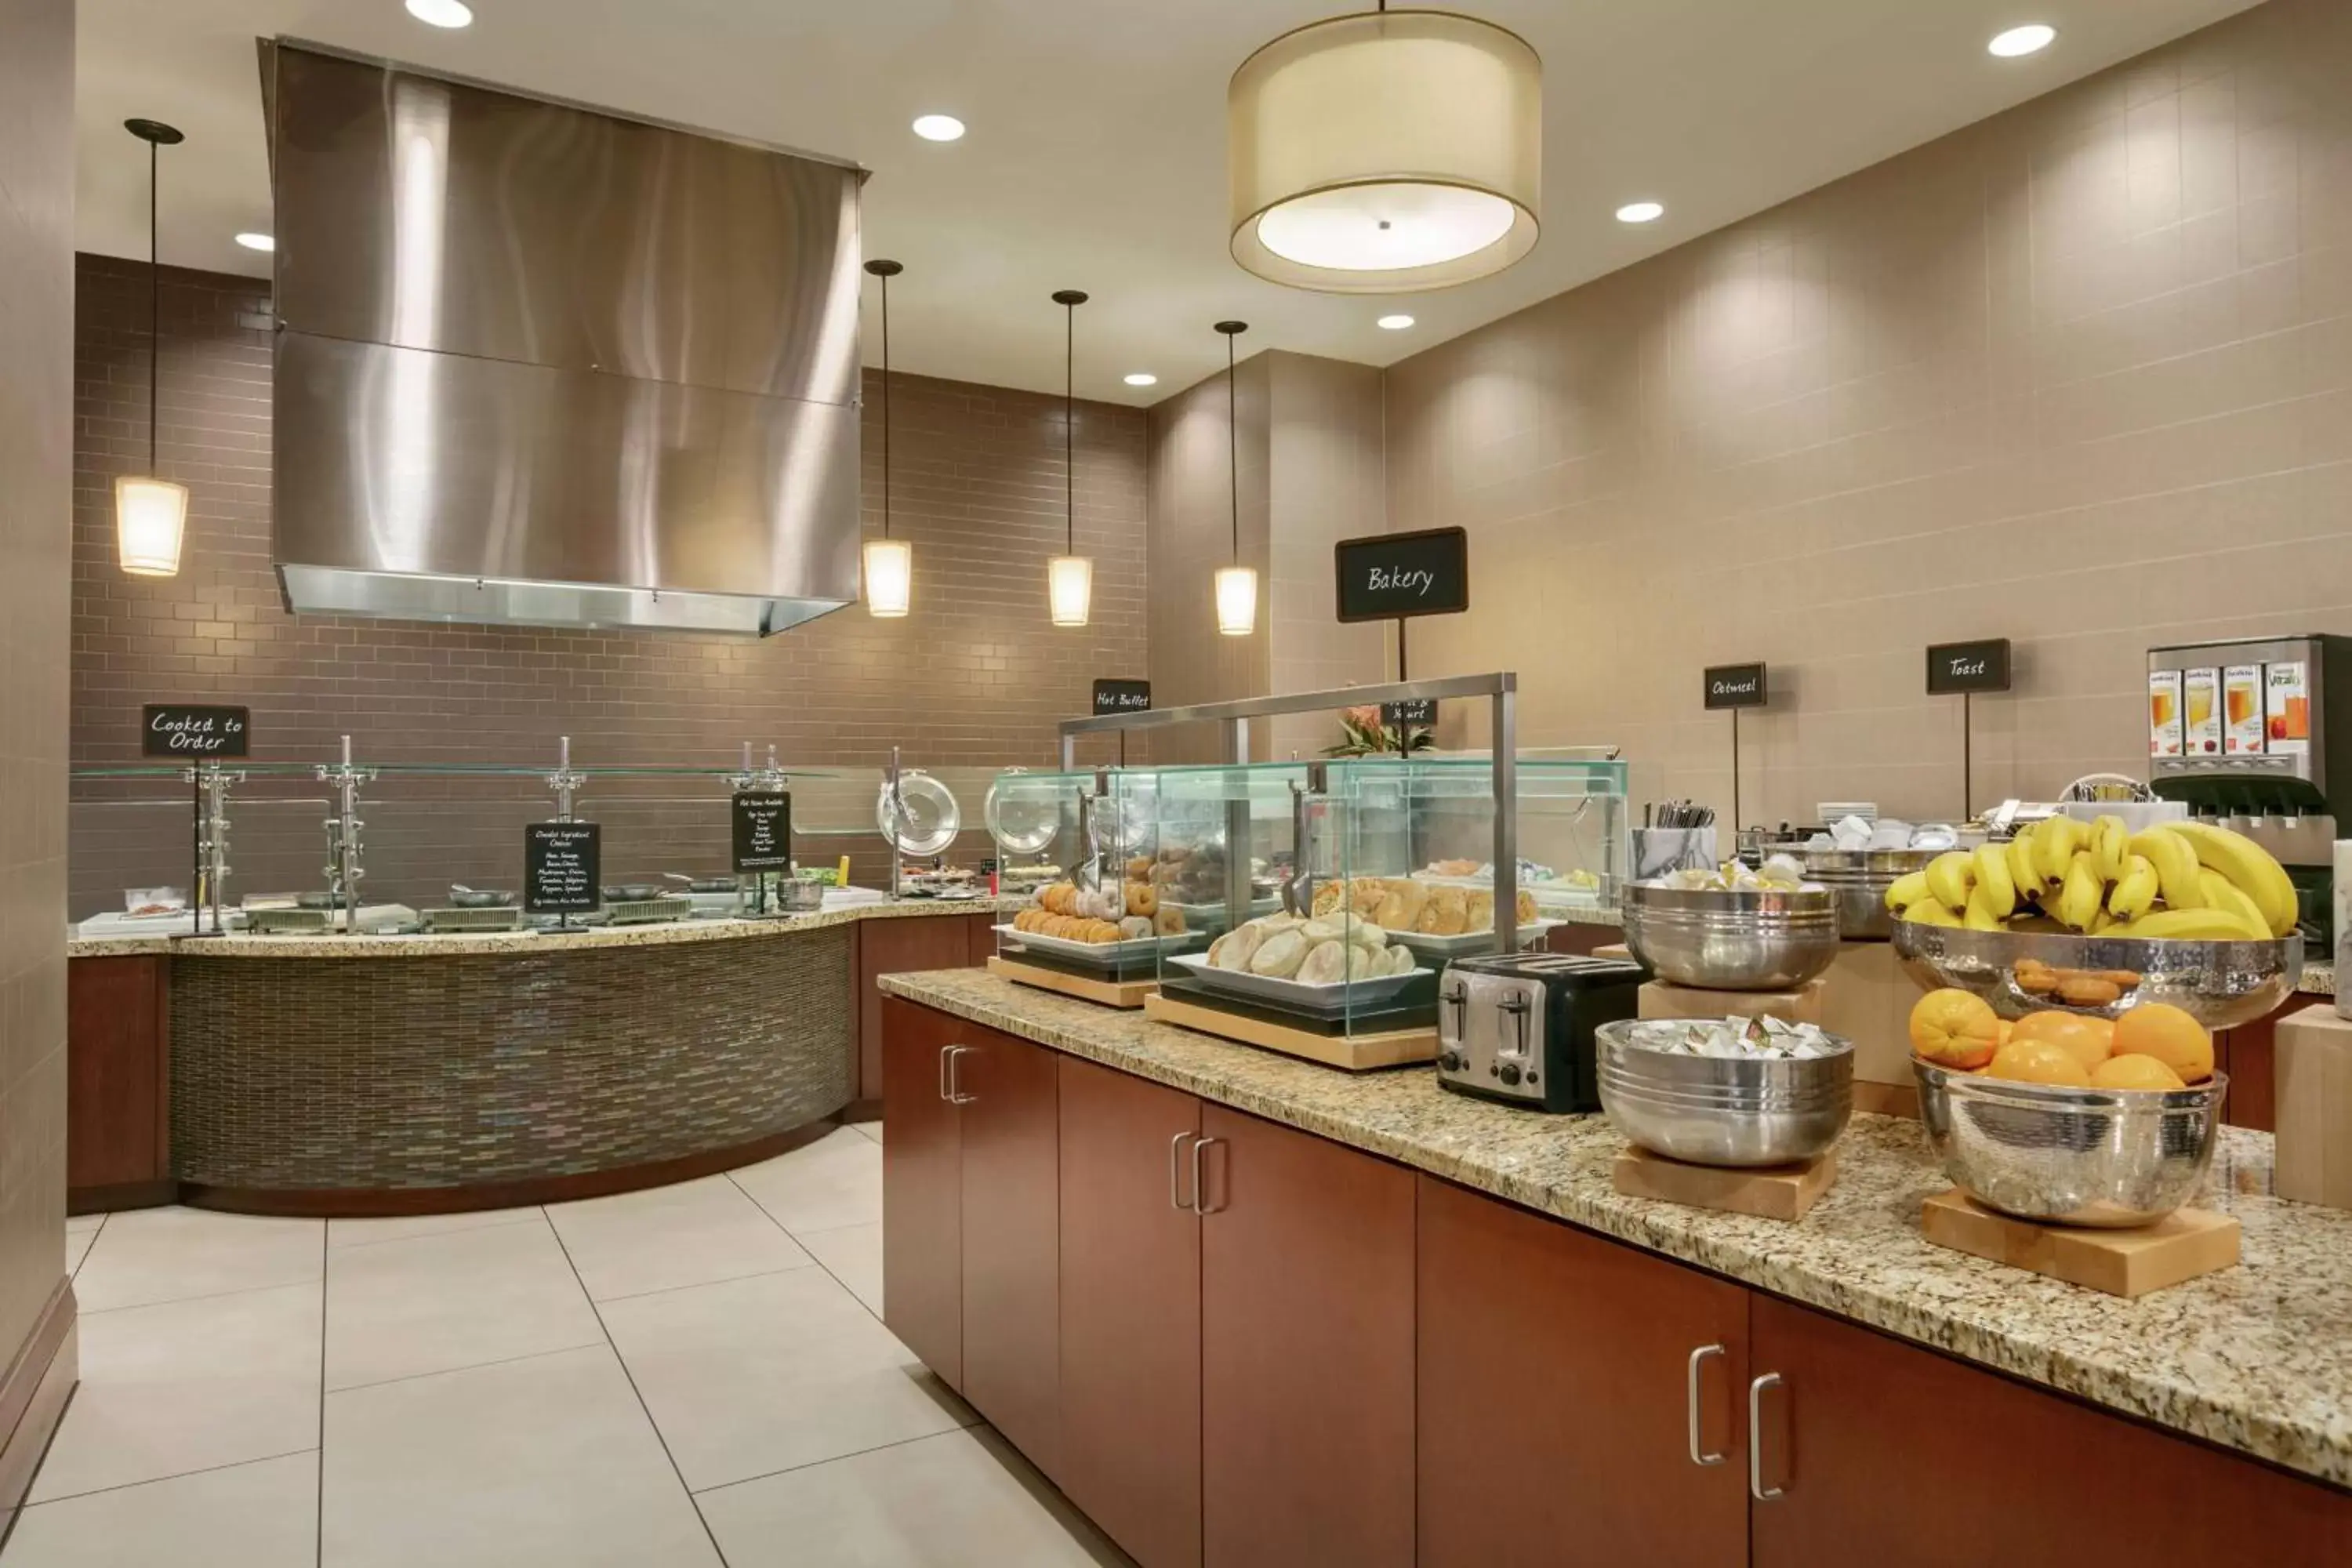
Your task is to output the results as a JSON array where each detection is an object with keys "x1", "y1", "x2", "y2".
[
  {"x1": 880, "y1": 969, "x2": 2352, "y2": 1492},
  {"x1": 66, "y1": 898, "x2": 1005, "y2": 1215}
]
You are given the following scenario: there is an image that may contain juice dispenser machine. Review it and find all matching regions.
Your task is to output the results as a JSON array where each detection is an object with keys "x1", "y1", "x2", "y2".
[{"x1": 2147, "y1": 633, "x2": 2350, "y2": 947}]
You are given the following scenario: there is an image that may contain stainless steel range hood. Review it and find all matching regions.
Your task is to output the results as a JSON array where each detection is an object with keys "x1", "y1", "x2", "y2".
[{"x1": 261, "y1": 42, "x2": 866, "y2": 635}]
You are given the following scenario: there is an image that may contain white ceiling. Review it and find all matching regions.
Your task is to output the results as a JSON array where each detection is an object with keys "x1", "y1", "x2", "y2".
[{"x1": 74, "y1": 0, "x2": 2261, "y2": 406}]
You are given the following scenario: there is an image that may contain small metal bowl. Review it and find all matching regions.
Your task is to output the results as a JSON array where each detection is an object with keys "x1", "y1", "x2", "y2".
[
  {"x1": 1911, "y1": 1058, "x2": 2227, "y2": 1226},
  {"x1": 1621, "y1": 884, "x2": 1841, "y2": 992},
  {"x1": 1796, "y1": 848, "x2": 1939, "y2": 941},
  {"x1": 1595, "y1": 1019, "x2": 1854, "y2": 1168},
  {"x1": 1891, "y1": 921, "x2": 2302, "y2": 1029}
]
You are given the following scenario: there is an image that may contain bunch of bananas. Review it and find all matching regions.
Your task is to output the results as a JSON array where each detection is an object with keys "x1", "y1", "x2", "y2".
[{"x1": 1884, "y1": 815, "x2": 2296, "y2": 941}]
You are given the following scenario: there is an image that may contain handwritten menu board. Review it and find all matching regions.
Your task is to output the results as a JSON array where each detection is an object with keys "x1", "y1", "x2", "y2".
[
  {"x1": 1092, "y1": 678, "x2": 1152, "y2": 714},
  {"x1": 1334, "y1": 527, "x2": 1469, "y2": 622},
  {"x1": 732, "y1": 792, "x2": 793, "y2": 873},
  {"x1": 1703, "y1": 663, "x2": 1767, "y2": 710},
  {"x1": 143, "y1": 704, "x2": 250, "y2": 757},
  {"x1": 524, "y1": 822, "x2": 601, "y2": 914},
  {"x1": 1926, "y1": 639, "x2": 2013, "y2": 695}
]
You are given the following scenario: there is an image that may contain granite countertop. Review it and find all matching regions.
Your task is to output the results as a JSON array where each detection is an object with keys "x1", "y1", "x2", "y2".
[
  {"x1": 2301, "y1": 960, "x2": 2335, "y2": 999},
  {"x1": 66, "y1": 895, "x2": 1019, "y2": 960},
  {"x1": 880, "y1": 969, "x2": 2352, "y2": 1490}
]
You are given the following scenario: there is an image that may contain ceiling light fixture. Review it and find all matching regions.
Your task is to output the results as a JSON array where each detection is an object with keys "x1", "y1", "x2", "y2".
[
  {"x1": 1376, "y1": 314, "x2": 1415, "y2": 330},
  {"x1": 1615, "y1": 201, "x2": 1664, "y2": 224},
  {"x1": 234, "y1": 231, "x2": 275, "y2": 252},
  {"x1": 862, "y1": 260, "x2": 911, "y2": 619},
  {"x1": 1123, "y1": 372, "x2": 1158, "y2": 387},
  {"x1": 911, "y1": 114, "x2": 966, "y2": 143},
  {"x1": 1047, "y1": 290, "x2": 1093, "y2": 628},
  {"x1": 117, "y1": 119, "x2": 189, "y2": 580},
  {"x1": 1229, "y1": 3, "x2": 1541, "y2": 292},
  {"x1": 1987, "y1": 24, "x2": 2056, "y2": 57},
  {"x1": 1213, "y1": 321, "x2": 1257, "y2": 638},
  {"x1": 405, "y1": 0, "x2": 475, "y2": 28}
]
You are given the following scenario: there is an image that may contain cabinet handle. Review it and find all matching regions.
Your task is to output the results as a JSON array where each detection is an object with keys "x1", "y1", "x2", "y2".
[
  {"x1": 1686, "y1": 1344, "x2": 1726, "y2": 1467},
  {"x1": 1748, "y1": 1372, "x2": 1784, "y2": 1501},
  {"x1": 1168, "y1": 1132, "x2": 1196, "y2": 1210},
  {"x1": 945, "y1": 1044, "x2": 976, "y2": 1105},
  {"x1": 1189, "y1": 1135, "x2": 1224, "y2": 1215},
  {"x1": 937, "y1": 1044, "x2": 953, "y2": 1103}
]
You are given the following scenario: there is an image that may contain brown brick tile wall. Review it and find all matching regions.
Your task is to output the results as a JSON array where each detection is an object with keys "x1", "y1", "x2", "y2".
[{"x1": 71, "y1": 254, "x2": 1149, "y2": 913}]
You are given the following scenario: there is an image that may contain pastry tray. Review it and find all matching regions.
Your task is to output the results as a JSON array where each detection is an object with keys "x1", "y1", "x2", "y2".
[
  {"x1": 1166, "y1": 952, "x2": 1432, "y2": 1009},
  {"x1": 994, "y1": 924, "x2": 1200, "y2": 971},
  {"x1": 1387, "y1": 919, "x2": 1563, "y2": 960}
]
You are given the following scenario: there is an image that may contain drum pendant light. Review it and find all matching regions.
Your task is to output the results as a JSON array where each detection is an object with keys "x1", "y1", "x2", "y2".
[
  {"x1": 118, "y1": 118, "x2": 190, "y2": 577},
  {"x1": 1047, "y1": 289, "x2": 1093, "y2": 628},
  {"x1": 862, "y1": 260, "x2": 912, "y2": 618},
  {"x1": 1212, "y1": 321, "x2": 1256, "y2": 637},
  {"x1": 1229, "y1": 2, "x2": 1541, "y2": 293}
]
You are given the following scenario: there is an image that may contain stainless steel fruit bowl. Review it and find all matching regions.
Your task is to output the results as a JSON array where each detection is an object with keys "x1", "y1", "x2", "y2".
[
  {"x1": 1595, "y1": 1020, "x2": 1854, "y2": 1168},
  {"x1": 1911, "y1": 1058, "x2": 2227, "y2": 1226},
  {"x1": 1621, "y1": 884, "x2": 1840, "y2": 992},
  {"x1": 1891, "y1": 921, "x2": 2301, "y2": 1029},
  {"x1": 1797, "y1": 848, "x2": 1938, "y2": 941}
]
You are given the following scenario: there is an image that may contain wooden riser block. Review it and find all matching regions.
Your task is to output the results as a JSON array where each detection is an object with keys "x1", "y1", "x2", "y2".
[
  {"x1": 1853, "y1": 1080, "x2": 1922, "y2": 1120},
  {"x1": 1919, "y1": 1190, "x2": 2240, "y2": 1297},
  {"x1": 1142, "y1": 992, "x2": 1437, "y2": 1072},
  {"x1": 2275, "y1": 1004, "x2": 2352, "y2": 1210},
  {"x1": 1613, "y1": 1146, "x2": 1836, "y2": 1221},
  {"x1": 1638, "y1": 978, "x2": 1826, "y2": 1025},
  {"x1": 988, "y1": 955, "x2": 1156, "y2": 1010}
]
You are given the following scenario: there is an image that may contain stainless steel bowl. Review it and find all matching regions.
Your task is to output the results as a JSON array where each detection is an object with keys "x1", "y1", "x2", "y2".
[
  {"x1": 1595, "y1": 1020, "x2": 1854, "y2": 1168},
  {"x1": 1911, "y1": 1059, "x2": 2227, "y2": 1226},
  {"x1": 1621, "y1": 884, "x2": 1840, "y2": 991},
  {"x1": 1797, "y1": 848, "x2": 1939, "y2": 940},
  {"x1": 1891, "y1": 921, "x2": 2302, "y2": 1030}
]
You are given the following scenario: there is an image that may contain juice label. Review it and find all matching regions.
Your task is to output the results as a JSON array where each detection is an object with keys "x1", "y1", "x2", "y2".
[
  {"x1": 2183, "y1": 668, "x2": 2222, "y2": 756},
  {"x1": 2148, "y1": 670, "x2": 2183, "y2": 757},
  {"x1": 2267, "y1": 661, "x2": 2310, "y2": 755},
  {"x1": 2223, "y1": 665, "x2": 2265, "y2": 754}
]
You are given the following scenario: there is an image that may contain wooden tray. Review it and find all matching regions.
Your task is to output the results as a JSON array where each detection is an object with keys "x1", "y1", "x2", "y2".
[
  {"x1": 1613, "y1": 1146, "x2": 1837, "y2": 1221},
  {"x1": 1919, "y1": 1189, "x2": 2240, "y2": 1298},
  {"x1": 1143, "y1": 992, "x2": 1437, "y2": 1071},
  {"x1": 988, "y1": 954, "x2": 1156, "y2": 1010}
]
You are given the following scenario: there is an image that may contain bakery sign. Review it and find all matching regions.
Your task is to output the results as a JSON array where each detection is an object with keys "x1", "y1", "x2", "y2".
[
  {"x1": 1703, "y1": 664, "x2": 1767, "y2": 711},
  {"x1": 1926, "y1": 639, "x2": 2013, "y2": 695},
  {"x1": 1334, "y1": 527, "x2": 1469, "y2": 623}
]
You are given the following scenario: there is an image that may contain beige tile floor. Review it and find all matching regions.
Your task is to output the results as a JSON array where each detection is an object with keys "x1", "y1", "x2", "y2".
[{"x1": 6, "y1": 1122, "x2": 1131, "y2": 1567}]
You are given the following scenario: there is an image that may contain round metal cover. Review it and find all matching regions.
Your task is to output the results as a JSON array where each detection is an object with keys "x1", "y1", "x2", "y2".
[
  {"x1": 984, "y1": 773, "x2": 1058, "y2": 856},
  {"x1": 877, "y1": 771, "x2": 960, "y2": 857}
]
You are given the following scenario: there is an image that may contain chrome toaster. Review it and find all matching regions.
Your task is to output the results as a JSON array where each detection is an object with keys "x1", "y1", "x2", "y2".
[{"x1": 1436, "y1": 953, "x2": 1648, "y2": 1112}]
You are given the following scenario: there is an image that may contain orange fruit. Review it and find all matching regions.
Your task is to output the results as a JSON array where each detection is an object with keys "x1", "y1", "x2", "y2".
[
  {"x1": 2009, "y1": 1011, "x2": 2114, "y2": 1073},
  {"x1": 1984, "y1": 1037, "x2": 2093, "y2": 1087},
  {"x1": 2091, "y1": 1054, "x2": 2187, "y2": 1091},
  {"x1": 2111, "y1": 1004, "x2": 2214, "y2": 1084},
  {"x1": 1909, "y1": 989, "x2": 2001, "y2": 1070}
]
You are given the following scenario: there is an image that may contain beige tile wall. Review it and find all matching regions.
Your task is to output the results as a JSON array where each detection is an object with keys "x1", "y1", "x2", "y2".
[
  {"x1": 1267, "y1": 353, "x2": 1391, "y2": 762},
  {"x1": 0, "y1": 0, "x2": 73, "y2": 1393},
  {"x1": 1386, "y1": 0, "x2": 2352, "y2": 829}
]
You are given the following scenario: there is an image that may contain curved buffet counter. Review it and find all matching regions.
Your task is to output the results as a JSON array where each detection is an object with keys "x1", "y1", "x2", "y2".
[{"x1": 64, "y1": 900, "x2": 1005, "y2": 1215}]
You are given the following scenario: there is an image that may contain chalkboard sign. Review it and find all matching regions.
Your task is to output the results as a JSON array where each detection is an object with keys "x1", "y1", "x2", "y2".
[
  {"x1": 732, "y1": 792, "x2": 793, "y2": 873},
  {"x1": 524, "y1": 822, "x2": 601, "y2": 914},
  {"x1": 142, "y1": 704, "x2": 250, "y2": 758},
  {"x1": 1334, "y1": 527, "x2": 1469, "y2": 623},
  {"x1": 1092, "y1": 678, "x2": 1152, "y2": 714},
  {"x1": 1381, "y1": 699, "x2": 1438, "y2": 728},
  {"x1": 1926, "y1": 639, "x2": 2013, "y2": 695},
  {"x1": 1704, "y1": 664, "x2": 1767, "y2": 710}
]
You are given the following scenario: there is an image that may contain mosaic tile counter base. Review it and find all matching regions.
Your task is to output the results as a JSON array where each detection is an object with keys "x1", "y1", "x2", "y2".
[
  {"x1": 174, "y1": 924, "x2": 854, "y2": 1192},
  {"x1": 882, "y1": 970, "x2": 2352, "y2": 1490}
]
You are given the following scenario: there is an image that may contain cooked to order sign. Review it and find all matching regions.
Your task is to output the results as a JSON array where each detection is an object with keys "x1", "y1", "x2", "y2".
[
  {"x1": 1334, "y1": 527, "x2": 1469, "y2": 622},
  {"x1": 142, "y1": 704, "x2": 251, "y2": 757}
]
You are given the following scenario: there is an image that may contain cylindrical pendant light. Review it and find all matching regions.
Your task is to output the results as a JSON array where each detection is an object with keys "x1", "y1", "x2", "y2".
[
  {"x1": 1047, "y1": 289, "x2": 1093, "y2": 627},
  {"x1": 1229, "y1": 4, "x2": 1541, "y2": 293},
  {"x1": 118, "y1": 118, "x2": 189, "y2": 578},
  {"x1": 862, "y1": 259, "x2": 912, "y2": 618},
  {"x1": 1212, "y1": 321, "x2": 1257, "y2": 637}
]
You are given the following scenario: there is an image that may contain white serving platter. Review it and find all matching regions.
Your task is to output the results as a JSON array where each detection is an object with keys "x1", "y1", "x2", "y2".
[
  {"x1": 1387, "y1": 918, "x2": 1563, "y2": 959},
  {"x1": 995, "y1": 923, "x2": 1197, "y2": 969},
  {"x1": 1167, "y1": 951, "x2": 1432, "y2": 1008}
]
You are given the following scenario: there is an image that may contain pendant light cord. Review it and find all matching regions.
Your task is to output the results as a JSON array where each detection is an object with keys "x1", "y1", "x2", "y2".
[
  {"x1": 148, "y1": 136, "x2": 159, "y2": 470},
  {"x1": 1064, "y1": 299, "x2": 1075, "y2": 554},
  {"x1": 1227, "y1": 334, "x2": 1240, "y2": 562},
  {"x1": 879, "y1": 270, "x2": 891, "y2": 540}
]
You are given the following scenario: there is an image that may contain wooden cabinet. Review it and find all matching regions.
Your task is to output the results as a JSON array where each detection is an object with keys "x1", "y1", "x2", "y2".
[
  {"x1": 956, "y1": 1025, "x2": 1062, "y2": 1477},
  {"x1": 67, "y1": 954, "x2": 172, "y2": 1210},
  {"x1": 1417, "y1": 1174, "x2": 1751, "y2": 1567},
  {"x1": 1198, "y1": 1102, "x2": 1417, "y2": 1568},
  {"x1": 880, "y1": 998, "x2": 964, "y2": 1388},
  {"x1": 1747, "y1": 1295, "x2": 2352, "y2": 1568},
  {"x1": 1058, "y1": 1058, "x2": 1202, "y2": 1568},
  {"x1": 856, "y1": 914, "x2": 986, "y2": 1102}
]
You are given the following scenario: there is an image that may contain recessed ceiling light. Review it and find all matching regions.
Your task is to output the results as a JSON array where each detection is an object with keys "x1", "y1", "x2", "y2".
[
  {"x1": 1123, "y1": 372, "x2": 1158, "y2": 387},
  {"x1": 234, "y1": 232, "x2": 274, "y2": 252},
  {"x1": 1615, "y1": 201, "x2": 1665, "y2": 224},
  {"x1": 1376, "y1": 314, "x2": 1415, "y2": 330},
  {"x1": 911, "y1": 114, "x2": 966, "y2": 143},
  {"x1": 1987, "y1": 24, "x2": 2056, "y2": 57},
  {"x1": 405, "y1": 0, "x2": 474, "y2": 27}
]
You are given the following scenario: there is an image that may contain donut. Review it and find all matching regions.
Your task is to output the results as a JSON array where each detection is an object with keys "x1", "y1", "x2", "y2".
[{"x1": 1126, "y1": 881, "x2": 1159, "y2": 917}]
